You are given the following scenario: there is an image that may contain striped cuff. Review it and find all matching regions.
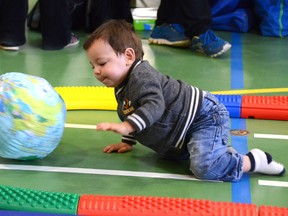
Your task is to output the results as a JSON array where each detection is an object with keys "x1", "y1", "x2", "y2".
[
  {"x1": 127, "y1": 113, "x2": 147, "y2": 132},
  {"x1": 122, "y1": 135, "x2": 137, "y2": 145}
]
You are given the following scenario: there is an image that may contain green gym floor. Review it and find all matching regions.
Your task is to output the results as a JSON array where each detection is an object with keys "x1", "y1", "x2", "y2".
[{"x1": 0, "y1": 1, "x2": 288, "y2": 214}]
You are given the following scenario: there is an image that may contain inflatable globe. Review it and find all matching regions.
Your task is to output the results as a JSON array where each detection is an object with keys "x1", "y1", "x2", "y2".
[{"x1": 0, "y1": 72, "x2": 66, "y2": 160}]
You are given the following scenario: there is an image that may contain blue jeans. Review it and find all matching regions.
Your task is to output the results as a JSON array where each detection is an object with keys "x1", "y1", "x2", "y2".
[{"x1": 184, "y1": 92, "x2": 244, "y2": 182}]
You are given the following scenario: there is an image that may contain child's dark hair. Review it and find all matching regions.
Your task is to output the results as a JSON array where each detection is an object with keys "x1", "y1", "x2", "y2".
[{"x1": 83, "y1": 19, "x2": 144, "y2": 59}]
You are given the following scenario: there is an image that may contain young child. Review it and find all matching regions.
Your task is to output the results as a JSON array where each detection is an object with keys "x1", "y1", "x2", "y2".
[{"x1": 83, "y1": 20, "x2": 285, "y2": 182}]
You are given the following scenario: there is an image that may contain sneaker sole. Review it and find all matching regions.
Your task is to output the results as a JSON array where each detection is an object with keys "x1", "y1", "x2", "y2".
[
  {"x1": 0, "y1": 45, "x2": 19, "y2": 51},
  {"x1": 194, "y1": 43, "x2": 232, "y2": 58},
  {"x1": 210, "y1": 43, "x2": 232, "y2": 58},
  {"x1": 148, "y1": 38, "x2": 191, "y2": 47},
  {"x1": 64, "y1": 40, "x2": 80, "y2": 48}
]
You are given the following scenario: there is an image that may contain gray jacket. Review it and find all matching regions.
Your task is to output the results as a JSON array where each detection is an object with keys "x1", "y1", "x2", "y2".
[{"x1": 115, "y1": 60, "x2": 203, "y2": 156}]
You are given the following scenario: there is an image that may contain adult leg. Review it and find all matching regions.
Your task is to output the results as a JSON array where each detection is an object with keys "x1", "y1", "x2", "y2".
[
  {"x1": 178, "y1": 0, "x2": 232, "y2": 57},
  {"x1": 0, "y1": 0, "x2": 27, "y2": 47},
  {"x1": 109, "y1": 0, "x2": 133, "y2": 25},
  {"x1": 150, "y1": 0, "x2": 191, "y2": 47},
  {"x1": 155, "y1": 0, "x2": 180, "y2": 26},
  {"x1": 155, "y1": 0, "x2": 211, "y2": 37},
  {"x1": 151, "y1": 0, "x2": 231, "y2": 57},
  {"x1": 86, "y1": 0, "x2": 133, "y2": 33},
  {"x1": 178, "y1": 0, "x2": 212, "y2": 37},
  {"x1": 39, "y1": 0, "x2": 73, "y2": 50}
]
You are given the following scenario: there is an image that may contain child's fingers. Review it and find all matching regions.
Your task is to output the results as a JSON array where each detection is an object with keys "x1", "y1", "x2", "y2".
[
  {"x1": 118, "y1": 145, "x2": 132, "y2": 153},
  {"x1": 103, "y1": 145, "x2": 114, "y2": 153},
  {"x1": 103, "y1": 143, "x2": 132, "y2": 153},
  {"x1": 96, "y1": 123, "x2": 110, "y2": 131},
  {"x1": 103, "y1": 143, "x2": 120, "y2": 153}
]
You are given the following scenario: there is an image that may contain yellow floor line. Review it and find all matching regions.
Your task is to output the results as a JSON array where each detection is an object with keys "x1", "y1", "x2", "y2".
[{"x1": 212, "y1": 88, "x2": 288, "y2": 94}]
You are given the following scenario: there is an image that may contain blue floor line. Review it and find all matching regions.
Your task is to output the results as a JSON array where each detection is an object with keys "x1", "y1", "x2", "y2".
[
  {"x1": 230, "y1": 33, "x2": 244, "y2": 90},
  {"x1": 231, "y1": 119, "x2": 251, "y2": 204},
  {"x1": 230, "y1": 33, "x2": 251, "y2": 204}
]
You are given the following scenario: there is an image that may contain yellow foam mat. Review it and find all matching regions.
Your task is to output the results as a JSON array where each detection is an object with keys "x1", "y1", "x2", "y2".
[
  {"x1": 55, "y1": 86, "x2": 288, "y2": 111},
  {"x1": 55, "y1": 86, "x2": 117, "y2": 111}
]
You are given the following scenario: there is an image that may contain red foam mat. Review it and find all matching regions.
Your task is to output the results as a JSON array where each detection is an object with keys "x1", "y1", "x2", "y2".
[
  {"x1": 77, "y1": 195, "x2": 257, "y2": 216},
  {"x1": 241, "y1": 96, "x2": 288, "y2": 120},
  {"x1": 259, "y1": 206, "x2": 288, "y2": 216}
]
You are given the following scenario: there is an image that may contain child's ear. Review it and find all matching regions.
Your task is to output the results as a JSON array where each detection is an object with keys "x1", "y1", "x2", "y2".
[{"x1": 124, "y1": 48, "x2": 135, "y2": 65}]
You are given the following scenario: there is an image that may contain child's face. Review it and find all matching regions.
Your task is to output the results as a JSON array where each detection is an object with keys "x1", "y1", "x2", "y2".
[{"x1": 86, "y1": 39, "x2": 133, "y2": 87}]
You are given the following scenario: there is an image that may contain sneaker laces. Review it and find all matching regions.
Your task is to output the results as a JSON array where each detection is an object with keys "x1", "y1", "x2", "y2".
[
  {"x1": 199, "y1": 29, "x2": 220, "y2": 47},
  {"x1": 170, "y1": 24, "x2": 185, "y2": 34}
]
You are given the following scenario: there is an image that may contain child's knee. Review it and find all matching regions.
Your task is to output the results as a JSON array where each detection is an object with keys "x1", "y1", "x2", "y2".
[
  {"x1": 190, "y1": 163, "x2": 215, "y2": 180},
  {"x1": 190, "y1": 155, "x2": 226, "y2": 180},
  {"x1": 190, "y1": 153, "x2": 244, "y2": 181}
]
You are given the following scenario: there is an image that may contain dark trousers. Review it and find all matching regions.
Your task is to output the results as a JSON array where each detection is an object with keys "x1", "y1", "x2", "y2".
[
  {"x1": 0, "y1": 0, "x2": 28, "y2": 46},
  {"x1": 39, "y1": 0, "x2": 72, "y2": 50},
  {"x1": 86, "y1": 0, "x2": 133, "y2": 32},
  {"x1": 0, "y1": 0, "x2": 71, "y2": 50},
  {"x1": 155, "y1": 0, "x2": 212, "y2": 37}
]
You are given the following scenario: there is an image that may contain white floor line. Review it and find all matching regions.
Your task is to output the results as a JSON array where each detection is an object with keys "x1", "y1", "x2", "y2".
[
  {"x1": 254, "y1": 133, "x2": 288, "y2": 140},
  {"x1": 65, "y1": 123, "x2": 96, "y2": 130},
  {"x1": 258, "y1": 180, "x2": 288, "y2": 188},
  {"x1": 0, "y1": 164, "x2": 218, "y2": 182}
]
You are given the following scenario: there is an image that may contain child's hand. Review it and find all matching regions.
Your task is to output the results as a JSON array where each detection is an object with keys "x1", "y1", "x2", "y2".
[
  {"x1": 103, "y1": 142, "x2": 133, "y2": 153},
  {"x1": 96, "y1": 121, "x2": 135, "y2": 136}
]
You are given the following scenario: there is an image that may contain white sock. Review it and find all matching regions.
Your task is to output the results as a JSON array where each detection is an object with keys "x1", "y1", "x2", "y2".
[{"x1": 248, "y1": 149, "x2": 285, "y2": 176}]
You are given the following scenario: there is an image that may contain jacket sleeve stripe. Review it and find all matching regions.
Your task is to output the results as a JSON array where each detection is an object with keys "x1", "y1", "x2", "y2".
[
  {"x1": 175, "y1": 86, "x2": 201, "y2": 149},
  {"x1": 127, "y1": 113, "x2": 146, "y2": 131},
  {"x1": 122, "y1": 135, "x2": 137, "y2": 145}
]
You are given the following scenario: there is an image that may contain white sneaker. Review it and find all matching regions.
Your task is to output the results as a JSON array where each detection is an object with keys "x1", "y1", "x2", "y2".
[
  {"x1": 250, "y1": 148, "x2": 285, "y2": 176},
  {"x1": 64, "y1": 33, "x2": 79, "y2": 48},
  {"x1": 0, "y1": 44, "x2": 19, "y2": 51}
]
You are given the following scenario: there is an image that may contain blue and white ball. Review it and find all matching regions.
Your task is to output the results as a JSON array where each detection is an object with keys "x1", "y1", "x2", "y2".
[{"x1": 0, "y1": 72, "x2": 66, "y2": 160}]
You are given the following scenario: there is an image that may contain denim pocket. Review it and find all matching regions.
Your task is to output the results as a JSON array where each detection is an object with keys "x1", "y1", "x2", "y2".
[
  {"x1": 217, "y1": 110, "x2": 230, "y2": 146},
  {"x1": 205, "y1": 93, "x2": 230, "y2": 147}
]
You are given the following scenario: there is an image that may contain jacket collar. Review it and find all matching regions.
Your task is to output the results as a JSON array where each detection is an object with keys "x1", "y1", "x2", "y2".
[{"x1": 116, "y1": 58, "x2": 141, "y2": 95}]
